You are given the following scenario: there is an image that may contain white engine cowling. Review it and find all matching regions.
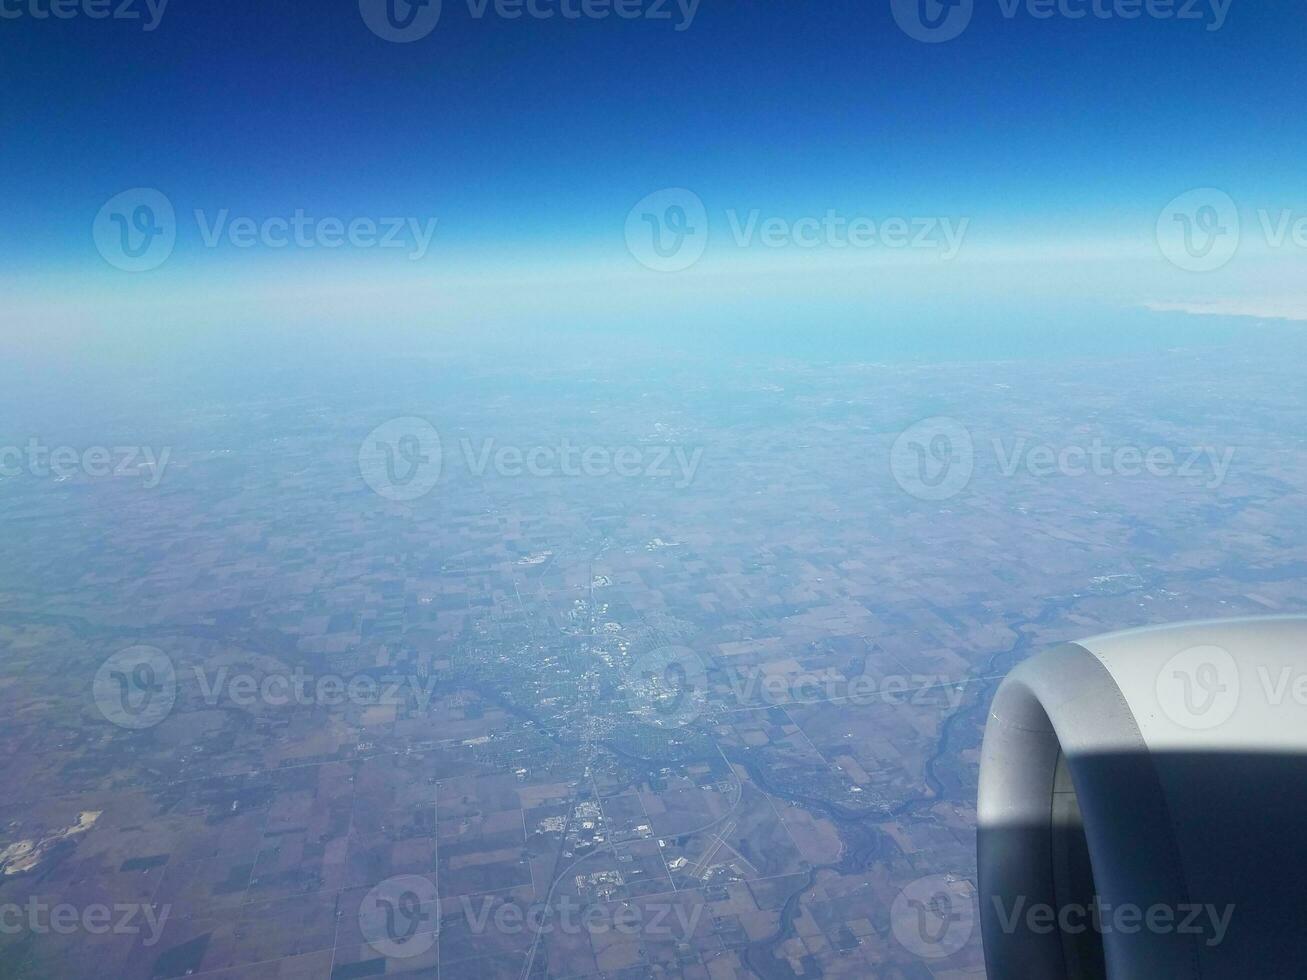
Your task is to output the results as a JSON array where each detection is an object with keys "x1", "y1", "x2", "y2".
[{"x1": 978, "y1": 616, "x2": 1307, "y2": 978}]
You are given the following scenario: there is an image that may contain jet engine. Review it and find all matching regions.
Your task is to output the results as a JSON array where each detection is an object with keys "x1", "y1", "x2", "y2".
[{"x1": 978, "y1": 616, "x2": 1307, "y2": 978}]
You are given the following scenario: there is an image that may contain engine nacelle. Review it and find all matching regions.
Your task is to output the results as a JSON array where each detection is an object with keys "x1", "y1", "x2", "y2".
[{"x1": 978, "y1": 616, "x2": 1307, "y2": 978}]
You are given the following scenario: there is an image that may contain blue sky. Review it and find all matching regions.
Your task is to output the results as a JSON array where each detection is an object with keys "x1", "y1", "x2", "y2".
[{"x1": 3, "y1": 0, "x2": 1305, "y2": 343}]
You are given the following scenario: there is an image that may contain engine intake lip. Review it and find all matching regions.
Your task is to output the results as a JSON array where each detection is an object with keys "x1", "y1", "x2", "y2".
[{"x1": 977, "y1": 616, "x2": 1307, "y2": 980}]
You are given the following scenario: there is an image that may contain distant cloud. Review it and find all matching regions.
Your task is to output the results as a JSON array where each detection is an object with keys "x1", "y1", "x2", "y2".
[{"x1": 1144, "y1": 299, "x2": 1307, "y2": 323}]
